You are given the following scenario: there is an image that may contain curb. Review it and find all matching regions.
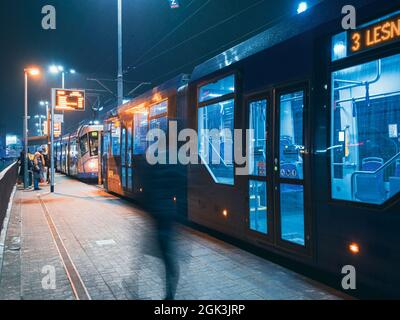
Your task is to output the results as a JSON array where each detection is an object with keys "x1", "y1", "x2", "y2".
[{"x1": 0, "y1": 186, "x2": 17, "y2": 277}]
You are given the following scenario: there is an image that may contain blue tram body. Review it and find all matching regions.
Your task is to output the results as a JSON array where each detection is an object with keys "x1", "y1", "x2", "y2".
[{"x1": 103, "y1": 0, "x2": 400, "y2": 298}]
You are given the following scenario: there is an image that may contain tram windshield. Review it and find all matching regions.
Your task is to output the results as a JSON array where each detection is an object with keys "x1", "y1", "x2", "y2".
[
  {"x1": 89, "y1": 131, "x2": 99, "y2": 157},
  {"x1": 331, "y1": 53, "x2": 400, "y2": 204},
  {"x1": 80, "y1": 134, "x2": 89, "y2": 156}
]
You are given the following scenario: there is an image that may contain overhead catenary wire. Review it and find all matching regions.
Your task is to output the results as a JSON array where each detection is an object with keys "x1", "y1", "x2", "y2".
[
  {"x1": 126, "y1": 0, "x2": 206, "y2": 71},
  {"x1": 144, "y1": 0, "x2": 325, "y2": 84},
  {"x1": 125, "y1": 0, "x2": 269, "y2": 74},
  {"x1": 101, "y1": 0, "x2": 325, "y2": 110},
  {"x1": 148, "y1": 9, "x2": 293, "y2": 84}
]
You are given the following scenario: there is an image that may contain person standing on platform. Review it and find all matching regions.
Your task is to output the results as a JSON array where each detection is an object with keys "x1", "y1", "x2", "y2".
[
  {"x1": 41, "y1": 147, "x2": 49, "y2": 183},
  {"x1": 17, "y1": 151, "x2": 25, "y2": 185},
  {"x1": 33, "y1": 148, "x2": 45, "y2": 190}
]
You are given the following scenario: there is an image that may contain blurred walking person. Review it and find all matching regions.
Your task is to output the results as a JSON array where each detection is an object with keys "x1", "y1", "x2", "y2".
[{"x1": 142, "y1": 161, "x2": 180, "y2": 300}]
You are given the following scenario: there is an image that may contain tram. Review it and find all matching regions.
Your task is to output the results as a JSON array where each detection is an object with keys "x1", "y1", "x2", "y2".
[
  {"x1": 55, "y1": 124, "x2": 103, "y2": 180},
  {"x1": 103, "y1": 0, "x2": 400, "y2": 298}
]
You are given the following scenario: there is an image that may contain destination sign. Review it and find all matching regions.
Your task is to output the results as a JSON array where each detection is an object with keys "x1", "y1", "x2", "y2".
[
  {"x1": 349, "y1": 13, "x2": 400, "y2": 54},
  {"x1": 53, "y1": 89, "x2": 85, "y2": 111}
]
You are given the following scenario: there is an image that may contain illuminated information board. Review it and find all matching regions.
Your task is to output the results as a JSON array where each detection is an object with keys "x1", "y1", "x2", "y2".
[
  {"x1": 350, "y1": 13, "x2": 400, "y2": 54},
  {"x1": 53, "y1": 89, "x2": 85, "y2": 111}
]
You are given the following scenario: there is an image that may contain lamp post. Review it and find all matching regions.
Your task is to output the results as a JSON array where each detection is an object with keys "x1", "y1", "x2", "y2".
[
  {"x1": 49, "y1": 65, "x2": 76, "y2": 89},
  {"x1": 23, "y1": 67, "x2": 40, "y2": 189},
  {"x1": 50, "y1": 93, "x2": 55, "y2": 193},
  {"x1": 40, "y1": 101, "x2": 50, "y2": 135},
  {"x1": 117, "y1": 0, "x2": 123, "y2": 107},
  {"x1": 34, "y1": 115, "x2": 46, "y2": 136}
]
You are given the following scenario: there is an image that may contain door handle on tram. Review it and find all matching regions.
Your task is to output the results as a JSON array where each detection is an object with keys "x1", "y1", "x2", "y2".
[
  {"x1": 274, "y1": 158, "x2": 278, "y2": 172},
  {"x1": 300, "y1": 149, "x2": 308, "y2": 155}
]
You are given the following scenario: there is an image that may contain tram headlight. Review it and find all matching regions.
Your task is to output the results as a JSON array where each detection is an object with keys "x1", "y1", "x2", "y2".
[{"x1": 86, "y1": 159, "x2": 98, "y2": 172}]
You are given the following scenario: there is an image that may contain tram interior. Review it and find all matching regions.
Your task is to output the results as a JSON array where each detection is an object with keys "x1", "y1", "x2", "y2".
[
  {"x1": 198, "y1": 75, "x2": 235, "y2": 185},
  {"x1": 332, "y1": 53, "x2": 400, "y2": 204}
]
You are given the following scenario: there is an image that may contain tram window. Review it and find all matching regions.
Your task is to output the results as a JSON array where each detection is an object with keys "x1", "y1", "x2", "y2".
[
  {"x1": 198, "y1": 99, "x2": 234, "y2": 185},
  {"x1": 121, "y1": 128, "x2": 126, "y2": 164},
  {"x1": 249, "y1": 100, "x2": 267, "y2": 176},
  {"x1": 103, "y1": 131, "x2": 110, "y2": 155},
  {"x1": 280, "y1": 184, "x2": 305, "y2": 246},
  {"x1": 249, "y1": 180, "x2": 268, "y2": 234},
  {"x1": 128, "y1": 168, "x2": 133, "y2": 190},
  {"x1": 80, "y1": 134, "x2": 89, "y2": 156},
  {"x1": 279, "y1": 91, "x2": 304, "y2": 180},
  {"x1": 149, "y1": 100, "x2": 168, "y2": 118},
  {"x1": 127, "y1": 126, "x2": 132, "y2": 167},
  {"x1": 331, "y1": 53, "x2": 400, "y2": 204},
  {"x1": 134, "y1": 112, "x2": 148, "y2": 155},
  {"x1": 89, "y1": 131, "x2": 99, "y2": 157},
  {"x1": 111, "y1": 122, "x2": 121, "y2": 156},
  {"x1": 150, "y1": 117, "x2": 168, "y2": 132},
  {"x1": 199, "y1": 75, "x2": 235, "y2": 103}
]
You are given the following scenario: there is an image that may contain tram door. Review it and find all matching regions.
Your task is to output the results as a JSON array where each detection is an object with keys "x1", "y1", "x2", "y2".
[
  {"x1": 121, "y1": 127, "x2": 127, "y2": 191},
  {"x1": 101, "y1": 130, "x2": 108, "y2": 187},
  {"x1": 121, "y1": 122, "x2": 134, "y2": 194},
  {"x1": 247, "y1": 85, "x2": 311, "y2": 256}
]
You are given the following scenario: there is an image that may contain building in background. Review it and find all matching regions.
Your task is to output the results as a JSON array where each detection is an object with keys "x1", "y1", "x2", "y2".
[{"x1": 5, "y1": 134, "x2": 23, "y2": 159}]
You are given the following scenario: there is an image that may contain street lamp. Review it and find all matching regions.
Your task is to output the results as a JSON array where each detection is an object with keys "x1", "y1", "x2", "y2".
[
  {"x1": 34, "y1": 115, "x2": 46, "y2": 136},
  {"x1": 39, "y1": 101, "x2": 50, "y2": 135},
  {"x1": 49, "y1": 65, "x2": 76, "y2": 89},
  {"x1": 23, "y1": 67, "x2": 40, "y2": 189}
]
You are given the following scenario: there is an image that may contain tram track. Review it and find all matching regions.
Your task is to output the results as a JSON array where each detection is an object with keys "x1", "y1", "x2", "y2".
[{"x1": 38, "y1": 193, "x2": 91, "y2": 300}]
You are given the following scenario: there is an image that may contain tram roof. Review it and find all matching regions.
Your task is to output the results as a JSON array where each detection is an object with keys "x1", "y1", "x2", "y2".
[
  {"x1": 190, "y1": 0, "x2": 380, "y2": 82},
  {"x1": 109, "y1": 74, "x2": 189, "y2": 117}
]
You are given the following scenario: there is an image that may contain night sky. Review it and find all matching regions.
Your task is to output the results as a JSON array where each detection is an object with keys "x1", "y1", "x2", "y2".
[{"x1": 0, "y1": 0, "x2": 315, "y2": 136}]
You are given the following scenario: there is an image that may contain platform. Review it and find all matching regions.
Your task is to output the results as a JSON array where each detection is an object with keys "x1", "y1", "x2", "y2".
[{"x1": 0, "y1": 175, "x2": 347, "y2": 300}]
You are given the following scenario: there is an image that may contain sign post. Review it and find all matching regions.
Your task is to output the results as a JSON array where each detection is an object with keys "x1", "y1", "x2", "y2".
[
  {"x1": 50, "y1": 94, "x2": 55, "y2": 193},
  {"x1": 50, "y1": 88, "x2": 85, "y2": 193}
]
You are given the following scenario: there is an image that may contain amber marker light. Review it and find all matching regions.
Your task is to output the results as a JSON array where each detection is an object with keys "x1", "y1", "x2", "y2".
[
  {"x1": 222, "y1": 209, "x2": 228, "y2": 217},
  {"x1": 349, "y1": 242, "x2": 360, "y2": 254}
]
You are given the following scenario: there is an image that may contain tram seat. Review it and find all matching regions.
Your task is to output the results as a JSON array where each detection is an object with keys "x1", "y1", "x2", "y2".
[
  {"x1": 354, "y1": 157, "x2": 385, "y2": 203},
  {"x1": 389, "y1": 177, "x2": 400, "y2": 198},
  {"x1": 362, "y1": 157, "x2": 384, "y2": 171}
]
